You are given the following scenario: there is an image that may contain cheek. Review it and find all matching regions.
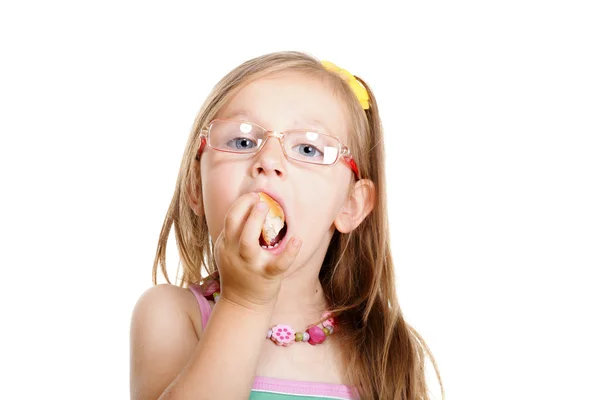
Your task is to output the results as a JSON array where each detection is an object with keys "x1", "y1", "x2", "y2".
[
  {"x1": 201, "y1": 163, "x2": 243, "y2": 241},
  {"x1": 294, "y1": 178, "x2": 343, "y2": 232}
]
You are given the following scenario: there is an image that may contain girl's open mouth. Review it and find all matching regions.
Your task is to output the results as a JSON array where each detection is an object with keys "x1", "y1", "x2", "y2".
[{"x1": 259, "y1": 221, "x2": 288, "y2": 249}]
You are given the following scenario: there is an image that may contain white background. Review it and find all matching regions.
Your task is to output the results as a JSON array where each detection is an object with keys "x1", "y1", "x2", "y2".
[{"x1": 1, "y1": 1, "x2": 598, "y2": 399}]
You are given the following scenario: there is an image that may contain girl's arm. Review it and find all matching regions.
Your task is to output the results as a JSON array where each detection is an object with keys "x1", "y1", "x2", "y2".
[
  {"x1": 130, "y1": 283, "x2": 274, "y2": 400},
  {"x1": 131, "y1": 193, "x2": 301, "y2": 399}
]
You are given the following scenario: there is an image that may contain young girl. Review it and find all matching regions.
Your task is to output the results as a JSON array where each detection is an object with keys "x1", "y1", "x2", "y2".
[{"x1": 130, "y1": 51, "x2": 443, "y2": 399}]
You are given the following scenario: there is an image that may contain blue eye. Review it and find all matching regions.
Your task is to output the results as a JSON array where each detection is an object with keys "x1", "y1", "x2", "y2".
[
  {"x1": 226, "y1": 137, "x2": 258, "y2": 150},
  {"x1": 293, "y1": 144, "x2": 323, "y2": 158}
]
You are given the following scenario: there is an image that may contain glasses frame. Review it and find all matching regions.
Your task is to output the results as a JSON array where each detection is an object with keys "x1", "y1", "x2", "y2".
[{"x1": 196, "y1": 118, "x2": 360, "y2": 180}]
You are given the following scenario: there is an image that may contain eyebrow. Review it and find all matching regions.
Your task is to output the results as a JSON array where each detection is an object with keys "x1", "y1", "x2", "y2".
[{"x1": 220, "y1": 109, "x2": 333, "y2": 134}]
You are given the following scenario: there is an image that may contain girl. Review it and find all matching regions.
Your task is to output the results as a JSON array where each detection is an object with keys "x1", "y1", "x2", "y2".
[{"x1": 130, "y1": 51, "x2": 443, "y2": 399}]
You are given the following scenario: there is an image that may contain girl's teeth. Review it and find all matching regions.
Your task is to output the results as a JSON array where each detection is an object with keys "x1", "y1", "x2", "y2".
[{"x1": 261, "y1": 242, "x2": 281, "y2": 250}]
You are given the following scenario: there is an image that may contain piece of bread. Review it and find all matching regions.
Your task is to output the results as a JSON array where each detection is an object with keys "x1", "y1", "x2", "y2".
[{"x1": 258, "y1": 192, "x2": 285, "y2": 245}]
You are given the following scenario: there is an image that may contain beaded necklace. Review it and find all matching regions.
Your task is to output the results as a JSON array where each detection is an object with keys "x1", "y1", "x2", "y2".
[{"x1": 198, "y1": 271, "x2": 336, "y2": 346}]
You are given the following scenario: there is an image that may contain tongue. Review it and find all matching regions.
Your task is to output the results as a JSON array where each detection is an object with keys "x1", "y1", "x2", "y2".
[
  {"x1": 271, "y1": 229, "x2": 285, "y2": 245},
  {"x1": 259, "y1": 223, "x2": 287, "y2": 247}
]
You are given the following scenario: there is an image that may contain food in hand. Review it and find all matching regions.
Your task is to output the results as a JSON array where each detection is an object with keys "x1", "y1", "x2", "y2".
[{"x1": 258, "y1": 192, "x2": 286, "y2": 247}]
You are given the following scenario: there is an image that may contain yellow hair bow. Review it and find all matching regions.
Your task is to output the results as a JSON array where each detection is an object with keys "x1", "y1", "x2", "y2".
[{"x1": 321, "y1": 60, "x2": 370, "y2": 110}]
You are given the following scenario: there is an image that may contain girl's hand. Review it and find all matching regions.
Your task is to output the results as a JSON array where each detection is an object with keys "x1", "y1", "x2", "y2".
[{"x1": 213, "y1": 192, "x2": 302, "y2": 312}]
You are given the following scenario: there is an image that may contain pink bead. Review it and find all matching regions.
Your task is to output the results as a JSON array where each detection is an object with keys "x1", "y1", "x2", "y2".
[
  {"x1": 270, "y1": 324, "x2": 295, "y2": 346},
  {"x1": 307, "y1": 325, "x2": 326, "y2": 345},
  {"x1": 200, "y1": 278, "x2": 220, "y2": 297},
  {"x1": 322, "y1": 312, "x2": 335, "y2": 327}
]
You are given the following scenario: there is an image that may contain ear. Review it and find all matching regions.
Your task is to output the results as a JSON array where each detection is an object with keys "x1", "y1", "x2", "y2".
[
  {"x1": 334, "y1": 179, "x2": 376, "y2": 233},
  {"x1": 185, "y1": 165, "x2": 204, "y2": 217}
]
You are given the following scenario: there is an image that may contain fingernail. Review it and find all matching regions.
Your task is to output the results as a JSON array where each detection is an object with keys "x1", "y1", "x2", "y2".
[
  {"x1": 257, "y1": 201, "x2": 267, "y2": 211},
  {"x1": 292, "y1": 238, "x2": 301, "y2": 248}
]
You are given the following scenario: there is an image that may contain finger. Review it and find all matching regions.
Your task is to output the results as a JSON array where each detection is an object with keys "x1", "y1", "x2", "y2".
[
  {"x1": 266, "y1": 236, "x2": 303, "y2": 277},
  {"x1": 239, "y1": 198, "x2": 270, "y2": 260},
  {"x1": 223, "y1": 192, "x2": 261, "y2": 243},
  {"x1": 213, "y1": 230, "x2": 225, "y2": 264}
]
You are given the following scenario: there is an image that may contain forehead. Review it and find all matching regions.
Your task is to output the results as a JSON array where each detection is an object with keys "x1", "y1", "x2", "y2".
[{"x1": 216, "y1": 71, "x2": 349, "y2": 141}]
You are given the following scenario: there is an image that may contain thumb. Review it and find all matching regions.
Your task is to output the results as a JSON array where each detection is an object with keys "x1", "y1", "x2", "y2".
[{"x1": 268, "y1": 237, "x2": 302, "y2": 276}]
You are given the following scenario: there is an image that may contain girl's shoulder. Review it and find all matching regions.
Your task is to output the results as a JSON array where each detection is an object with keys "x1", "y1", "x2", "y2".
[
  {"x1": 130, "y1": 284, "x2": 206, "y2": 398},
  {"x1": 131, "y1": 283, "x2": 207, "y2": 338}
]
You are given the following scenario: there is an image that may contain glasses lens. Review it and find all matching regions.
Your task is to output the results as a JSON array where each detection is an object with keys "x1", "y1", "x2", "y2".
[
  {"x1": 208, "y1": 120, "x2": 263, "y2": 153},
  {"x1": 284, "y1": 131, "x2": 340, "y2": 165}
]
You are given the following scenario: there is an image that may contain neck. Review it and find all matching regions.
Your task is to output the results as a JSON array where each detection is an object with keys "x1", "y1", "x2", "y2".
[
  {"x1": 270, "y1": 267, "x2": 329, "y2": 328},
  {"x1": 269, "y1": 226, "x2": 336, "y2": 328}
]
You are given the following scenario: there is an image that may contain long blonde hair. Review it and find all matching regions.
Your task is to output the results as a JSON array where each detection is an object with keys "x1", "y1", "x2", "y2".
[{"x1": 152, "y1": 51, "x2": 444, "y2": 399}]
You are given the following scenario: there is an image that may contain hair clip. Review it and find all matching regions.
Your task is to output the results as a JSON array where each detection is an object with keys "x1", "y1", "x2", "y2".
[{"x1": 321, "y1": 60, "x2": 370, "y2": 110}]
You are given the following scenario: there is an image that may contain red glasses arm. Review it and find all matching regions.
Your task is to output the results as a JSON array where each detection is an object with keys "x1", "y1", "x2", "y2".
[{"x1": 343, "y1": 156, "x2": 361, "y2": 180}]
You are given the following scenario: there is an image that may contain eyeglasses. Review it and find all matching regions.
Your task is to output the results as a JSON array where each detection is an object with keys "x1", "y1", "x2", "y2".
[{"x1": 196, "y1": 118, "x2": 360, "y2": 179}]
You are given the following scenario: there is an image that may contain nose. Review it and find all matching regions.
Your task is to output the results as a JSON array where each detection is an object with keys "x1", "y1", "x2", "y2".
[{"x1": 252, "y1": 135, "x2": 286, "y2": 178}]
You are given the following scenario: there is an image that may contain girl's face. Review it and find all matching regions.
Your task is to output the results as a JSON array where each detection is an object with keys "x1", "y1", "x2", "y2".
[{"x1": 200, "y1": 71, "x2": 354, "y2": 270}]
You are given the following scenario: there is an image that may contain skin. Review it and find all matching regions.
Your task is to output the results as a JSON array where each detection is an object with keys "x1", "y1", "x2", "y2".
[
  {"x1": 200, "y1": 71, "x2": 370, "y2": 313},
  {"x1": 130, "y1": 71, "x2": 376, "y2": 399}
]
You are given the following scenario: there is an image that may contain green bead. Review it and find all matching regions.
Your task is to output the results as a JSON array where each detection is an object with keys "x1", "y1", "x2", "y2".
[
  {"x1": 323, "y1": 327, "x2": 331, "y2": 336},
  {"x1": 295, "y1": 332, "x2": 303, "y2": 341}
]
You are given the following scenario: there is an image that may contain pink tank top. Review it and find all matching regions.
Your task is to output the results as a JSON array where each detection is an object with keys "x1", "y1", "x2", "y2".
[{"x1": 188, "y1": 284, "x2": 359, "y2": 400}]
